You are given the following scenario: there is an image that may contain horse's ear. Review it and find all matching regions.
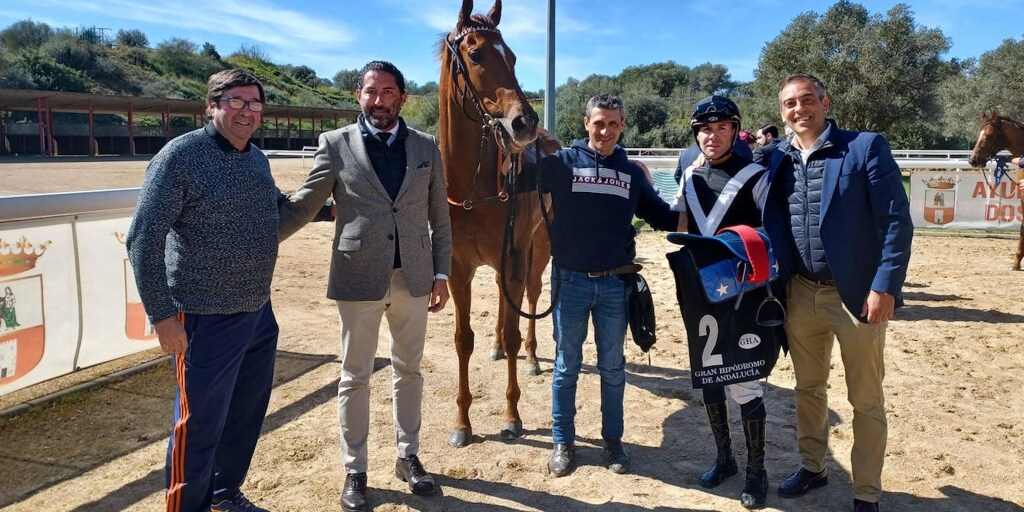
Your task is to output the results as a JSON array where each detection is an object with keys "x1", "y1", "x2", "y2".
[
  {"x1": 457, "y1": 0, "x2": 474, "y2": 30},
  {"x1": 487, "y1": 0, "x2": 502, "y2": 26}
]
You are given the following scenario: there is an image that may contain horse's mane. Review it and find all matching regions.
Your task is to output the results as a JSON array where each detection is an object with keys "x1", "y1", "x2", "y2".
[
  {"x1": 996, "y1": 114, "x2": 1024, "y2": 132},
  {"x1": 434, "y1": 13, "x2": 499, "y2": 62}
]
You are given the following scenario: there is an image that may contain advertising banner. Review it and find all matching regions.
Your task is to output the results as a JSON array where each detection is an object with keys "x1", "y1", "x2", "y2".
[
  {"x1": 910, "y1": 169, "x2": 1022, "y2": 230},
  {"x1": 0, "y1": 220, "x2": 80, "y2": 395}
]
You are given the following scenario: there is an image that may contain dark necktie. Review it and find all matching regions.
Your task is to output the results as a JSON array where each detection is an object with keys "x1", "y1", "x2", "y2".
[{"x1": 376, "y1": 131, "x2": 391, "y2": 146}]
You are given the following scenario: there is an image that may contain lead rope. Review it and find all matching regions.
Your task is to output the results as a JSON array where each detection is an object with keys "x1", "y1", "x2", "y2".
[{"x1": 499, "y1": 141, "x2": 560, "y2": 320}]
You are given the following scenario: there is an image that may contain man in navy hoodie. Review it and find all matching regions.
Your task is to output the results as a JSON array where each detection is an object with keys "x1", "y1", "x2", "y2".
[{"x1": 540, "y1": 93, "x2": 679, "y2": 477}]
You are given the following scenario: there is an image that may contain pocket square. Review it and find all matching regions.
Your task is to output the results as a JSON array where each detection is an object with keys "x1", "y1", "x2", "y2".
[{"x1": 416, "y1": 160, "x2": 430, "y2": 169}]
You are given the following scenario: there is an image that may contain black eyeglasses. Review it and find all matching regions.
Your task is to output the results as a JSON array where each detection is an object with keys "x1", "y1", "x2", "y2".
[{"x1": 219, "y1": 96, "x2": 265, "y2": 112}]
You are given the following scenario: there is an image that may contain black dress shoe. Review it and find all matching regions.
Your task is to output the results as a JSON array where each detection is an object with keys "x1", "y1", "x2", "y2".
[
  {"x1": 341, "y1": 472, "x2": 368, "y2": 512},
  {"x1": 778, "y1": 467, "x2": 828, "y2": 497},
  {"x1": 395, "y1": 454, "x2": 438, "y2": 496},
  {"x1": 854, "y1": 498, "x2": 880, "y2": 511},
  {"x1": 548, "y1": 443, "x2": 575, "y2": 477}
]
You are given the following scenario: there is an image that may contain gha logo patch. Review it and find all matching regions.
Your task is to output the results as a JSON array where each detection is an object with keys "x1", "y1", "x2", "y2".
[{"x1": 738, "y1": 333, "x2": 761, "y2": 350}]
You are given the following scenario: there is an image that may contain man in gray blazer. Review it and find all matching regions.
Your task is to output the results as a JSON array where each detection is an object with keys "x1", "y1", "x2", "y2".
[{"x1": 278, "y1": 60, "x2": 452, "y2": 512}]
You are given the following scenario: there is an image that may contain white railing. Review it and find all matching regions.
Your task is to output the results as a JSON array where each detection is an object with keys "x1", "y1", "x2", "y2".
[{"x1": 629, "y1": 147, "x2": 1010, "y2": 162}]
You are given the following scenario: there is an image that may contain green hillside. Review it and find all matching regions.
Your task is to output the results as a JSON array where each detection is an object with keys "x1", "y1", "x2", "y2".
[{"x1": 0, "y1": 21, "x2": 446, "y2": 133}]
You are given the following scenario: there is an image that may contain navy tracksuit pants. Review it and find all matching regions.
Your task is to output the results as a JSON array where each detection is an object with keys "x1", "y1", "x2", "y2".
[{"x1": 165, "y1": 301, "x2": 278, "y2": 512}]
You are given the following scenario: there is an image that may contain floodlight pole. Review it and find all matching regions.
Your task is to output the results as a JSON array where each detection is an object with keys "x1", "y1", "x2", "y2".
[{"x1": 544, "y1": 0, "x2": 555, "y2": 131}]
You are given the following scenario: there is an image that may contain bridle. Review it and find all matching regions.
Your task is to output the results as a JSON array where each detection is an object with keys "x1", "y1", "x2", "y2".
[
  {"x1": 977, "y1": 118, "x2": 1020, "y2": 188},
  {"x1": 443, "y1": 24, "x2": 520, "y2": 210},
  {"x1": 442, "y1": 23, "x2": 558, "y2": 320}
]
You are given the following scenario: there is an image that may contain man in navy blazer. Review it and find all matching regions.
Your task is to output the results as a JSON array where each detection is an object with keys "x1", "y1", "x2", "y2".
[{"x1": 763, "y1": 74, "x2": 912, "y2": 512}]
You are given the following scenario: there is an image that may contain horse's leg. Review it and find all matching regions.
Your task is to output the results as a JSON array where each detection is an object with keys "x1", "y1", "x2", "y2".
[
  {"x1": 449, "y1": 259, "x2": 477, "y2": 447},
  {"x1": 521, "y1": 230, "x2": 550, "y2": 376},
  {"x1": 489, "y1": 273, "x2": 507, "y2": 361},
  {"x1": 1015, "y1": 210, "x2": 1024, "y2": 271},
  {"x1": 499, "y1": 263, "x2": 527, "y2": 441}
]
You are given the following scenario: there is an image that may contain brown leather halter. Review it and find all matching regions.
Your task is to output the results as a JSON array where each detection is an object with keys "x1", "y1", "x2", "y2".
[{"x1": 442, "y1": 24, "x2": 523, "y2": 210}]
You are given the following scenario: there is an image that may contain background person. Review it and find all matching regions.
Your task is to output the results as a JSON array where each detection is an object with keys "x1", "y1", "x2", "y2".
[
  {"x1": 278, "y1": 60, "x2": 451, "y2": 512},
  {"x1": 752, "y1": 123, "x2": 781, "y2": 165},
  {"x1": 763, "y1": 74, "x2": 913, "y2": 512},
  {"x1": 127, "y1": 68, "x2": 279, "y2": 512},
  {"x1": 540, "y1": 93, "x2": 679, "y2": 478},
  {"x1": 739, "y1": 130, "x2": 757, "y2": 153}
]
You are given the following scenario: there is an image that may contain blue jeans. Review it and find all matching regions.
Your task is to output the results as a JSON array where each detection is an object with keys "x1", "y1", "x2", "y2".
[{"x1": 550, "y1": 268, "x2": 630, "y2": 445}]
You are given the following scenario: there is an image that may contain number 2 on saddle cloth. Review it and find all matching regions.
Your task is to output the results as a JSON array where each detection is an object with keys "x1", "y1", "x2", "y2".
[{"x1": 666, "y1": 225, "x2": 787, "y2": 390}]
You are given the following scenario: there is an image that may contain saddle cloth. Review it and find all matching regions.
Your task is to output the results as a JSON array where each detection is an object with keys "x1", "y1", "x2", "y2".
[{"x1": 666, "y1": 225, "x2": 785, "y2": 389}]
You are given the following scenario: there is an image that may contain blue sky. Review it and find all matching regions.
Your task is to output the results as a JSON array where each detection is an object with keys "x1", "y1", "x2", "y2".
[{"x1": 3, "y1": 0, "x2": 1023, "y2": 92}]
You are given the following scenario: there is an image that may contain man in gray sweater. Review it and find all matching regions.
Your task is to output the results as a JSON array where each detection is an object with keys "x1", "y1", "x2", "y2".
[{"x1": 127, "y1": 69, "x2": 279, "y2": 512}]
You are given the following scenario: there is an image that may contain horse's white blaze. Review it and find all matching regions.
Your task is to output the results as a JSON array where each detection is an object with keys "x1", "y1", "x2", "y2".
[{"x1": 494, "y1": 42, "x2": 511, "y2": 69}]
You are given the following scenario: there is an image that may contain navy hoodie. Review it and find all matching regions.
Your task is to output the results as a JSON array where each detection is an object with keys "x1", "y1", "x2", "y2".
[{"x1": 541, "y1": 139, "x2": 677, "y2": 272}]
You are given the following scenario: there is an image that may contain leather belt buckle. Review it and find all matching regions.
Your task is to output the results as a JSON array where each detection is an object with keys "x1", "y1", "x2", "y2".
[
  {"x1": 587, "y1": 270, "x2": 610, "y2": 278},
  {"x1": 816, "y1": 278, "x2": 836, "y2": 287}
]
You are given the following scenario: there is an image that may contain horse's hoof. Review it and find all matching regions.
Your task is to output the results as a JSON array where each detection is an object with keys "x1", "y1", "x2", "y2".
[
  {"x1": 449, "y1": 429, "x2": 473, "y2": 447},
  {"x1": 488, "y1": 348, "x2": 506, "y2": 361},
  {"x1": 499, "y1": 422, "x2": 524, "y2": 441},
  {"x1": 521, "y1": 362, "x2": 542, "y2": 376}
]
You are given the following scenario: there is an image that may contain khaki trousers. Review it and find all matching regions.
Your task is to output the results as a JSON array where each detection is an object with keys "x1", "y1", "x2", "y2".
[
  {"x1": 785, "y1": 275, "x2": 887, "y2": 502},
  {"x1": 336, "y1": 269, "x2": 429, "y2": 473}
]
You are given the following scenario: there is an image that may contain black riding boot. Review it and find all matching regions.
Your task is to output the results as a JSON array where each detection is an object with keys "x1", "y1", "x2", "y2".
[
  {"x1": 699, "y1": 401, "x2": 738, "y2": 488},
  {"x1": 740, "y1": 417, "x2": 768, "y2": 509}
]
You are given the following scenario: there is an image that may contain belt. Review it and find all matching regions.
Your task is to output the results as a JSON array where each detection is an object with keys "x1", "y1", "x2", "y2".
[
  {"x1": 800, "y1": 275, "x2": 835, "y2": 287},
  {"x1": 586, "y1": 263, "x2": 643, "y2": 278}
]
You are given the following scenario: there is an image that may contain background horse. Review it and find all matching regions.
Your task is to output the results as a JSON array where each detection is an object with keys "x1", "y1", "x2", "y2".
[
  {"x1": 438, "y1": 0, "x2": 553, "y2": 447},
  {"x1": 968, "y1": 111, "x2": 1024, "y2": 270}
]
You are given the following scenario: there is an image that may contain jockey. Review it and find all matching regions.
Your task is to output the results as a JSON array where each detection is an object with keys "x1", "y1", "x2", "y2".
[{"x1": 671, "y1": 94, "x2": 781, "y2": 509}]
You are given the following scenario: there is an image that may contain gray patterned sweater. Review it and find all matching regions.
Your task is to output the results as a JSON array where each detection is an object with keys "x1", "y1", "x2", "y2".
[{"x1": 127, "y1": 124, "x2": 280, "y2": 323}]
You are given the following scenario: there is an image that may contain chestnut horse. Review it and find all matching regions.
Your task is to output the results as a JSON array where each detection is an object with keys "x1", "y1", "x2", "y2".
[
  {"x1": 968, "y1": 111, "x2": 1024, "y2": 270},
  {"x1": 438, "y1": 0, "x2": 554, "y2": 447}
]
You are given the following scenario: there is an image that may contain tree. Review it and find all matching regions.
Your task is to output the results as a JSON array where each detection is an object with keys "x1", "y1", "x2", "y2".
[
  {"x1": 689, "y1": 63, "x2": 736, "y2": 96},
  {"x1": 618, "y1": 61, "x2": 689, "y2": 97},
  {"x1": 288, "y1": 65, "x2": 319, "y2": 88},
  {"x1": 234, "y1": 43, "x2": 269, "y2": 63},
  {"x1": 554, "y1": 74, "x2": 619, "y2": 144},
  {"x1": 42, "y1": 31, "x2": 100, "y2": 71},
  {"x1": 201, "y1": 42, "x2": 220, "y2": 60},
  {"x1": 750, "y1": 1, "x2": 953, "y2": 145},
  {"x1": 333, "y1": 68, "x2": 362, "y2": 92},
  {"x1": 13, "y1": 49, "x2": 90, "y2": 92},
  {"x1": 941, "y1": 39, "x2": 1024, "y2": 144},
  {"x1": 155, "y1": 38, "x2": 222, "y2": 80},
  {"x1": 1, "y1": 20, "x2": 54, "y2": 51},
  {"x1": 116, "y1": 29, "x2": 148, "y2": 48},
  {"x1": 0, "y1": 47, "x2": 36, "y2": 88}
]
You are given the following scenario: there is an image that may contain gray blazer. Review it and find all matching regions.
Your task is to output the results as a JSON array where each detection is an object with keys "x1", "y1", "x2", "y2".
[{"x1": 279, "y1": 122, "x2": 452, "y2": 301}]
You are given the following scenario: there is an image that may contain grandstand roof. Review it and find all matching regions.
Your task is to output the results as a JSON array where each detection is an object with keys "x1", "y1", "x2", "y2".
[{"x1": 0, "y1": 88, "x2": 359, "y2": 120}]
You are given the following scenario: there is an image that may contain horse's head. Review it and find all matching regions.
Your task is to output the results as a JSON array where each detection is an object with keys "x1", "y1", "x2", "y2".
[
  {"x1": 440, "y1": 0, "x2": 539, "y2": 153},
  {"x1": 969, "y1": 111, "x2": 1008, "y2": 167}
]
